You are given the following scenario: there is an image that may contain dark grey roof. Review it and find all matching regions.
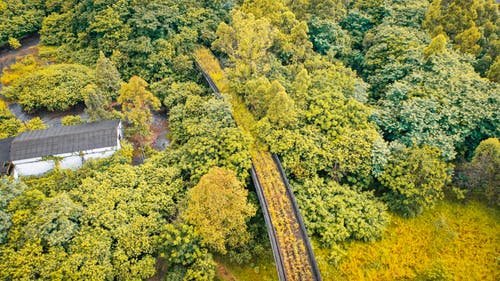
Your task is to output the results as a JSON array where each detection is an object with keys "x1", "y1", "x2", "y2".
[
  {"x1": 0, "y1": 137, "x2": 13, "y2": 162},
  {"x1": 10, "y1": 120, "x2": 120, "y2": 161}
]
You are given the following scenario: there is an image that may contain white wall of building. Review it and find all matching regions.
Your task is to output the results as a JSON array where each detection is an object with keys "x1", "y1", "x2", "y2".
[
  {"x1": 84, "y1": 146, "x2": 119, "y2": 161},
  {"x1": 60, "y1": 155, "x2": 83, "y2": 170},
  {"x1": 14, "y1": 158, "x2": 55, "y2": 177},
  {"x1": 12, "y1": 145, "x2": 119, "y2": 178}
]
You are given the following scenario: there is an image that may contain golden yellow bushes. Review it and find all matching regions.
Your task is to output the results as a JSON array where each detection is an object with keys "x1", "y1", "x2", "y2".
[{"x1": 315, "y1": 201, "x2": 500, "y2": 281}]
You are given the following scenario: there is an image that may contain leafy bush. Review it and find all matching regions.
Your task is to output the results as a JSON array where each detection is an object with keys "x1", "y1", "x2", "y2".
[
  {"x1": 378, "y1": 144, "x2": 452, "y2": 217},
  {"x1": 294, "y1": 176, "x2": 389, "y2": 247},
  {"x1": 0, "y1": 177, "x2": 26, "y2": 243},
  {"x1": 0, "y1": 100, "x2": 21, "y2": 138},
  {"x1": 61, "y1": 115, "x2": 85, "y2": 126},
  {"x1": 158, "y1": 224, "x2": 216, "y2": 281},
  {"x1": 456, "y1": 138, "x2": 500, "y2": 206},
  {"x1": 3, "y1": 64, "x2": 93, "y2": 112}
]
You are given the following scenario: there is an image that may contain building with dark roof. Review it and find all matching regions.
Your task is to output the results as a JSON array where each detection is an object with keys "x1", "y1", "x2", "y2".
[{"x1": 0, "y1": 120, "x2": 122, "y2": 179}]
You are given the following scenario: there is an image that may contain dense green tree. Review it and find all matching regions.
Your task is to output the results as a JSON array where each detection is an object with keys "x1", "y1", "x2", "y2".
[
  {"x1": 423, "y1": 34, "x2": 447, "y2": 59},
  {"x1": 0, "y1": 0, "x2": 46, "y2": 47},
  {"x1": 385, "y1": 0, "x2": 429, "y2": 28},
  {"x1": 167, "y1": 95, "x2": 252, "y2": 182},
  {"x1": 82, "y1": 84, "x2": 116, "y2": 122},
  {"x1": 0, "y1": 177, "x2": 26, "y2": 244},
  {"x1": 373, "y1": 49, "x2": 499, "y2": 160},
  {"x1": 0, "y1": 155, "x2": 184, "y2": 280},
  {"x1": 3, "y1": 64, "x2": 94, "y2": 112},
  {"x1": 38, "y1": 0, "x2": 228, "y2": 81},
  {"x1": 90, "y1": 7, "x2": 131, "y2": 55},
  {"x1": 213, "y1": 10, "x2": 276, "y2": 81},
  {"x1": 456, "y1": 138, "x2": 500, "y2": 206},
  {"x1": 39, "y1": 11, "x2": 72, "y2": 46},
  {"x1": 308, "y1": 16, "x2": 352, "y2": 58},
  {"x1": 19, "y1": 117, "x2": 47, "y2": 132},
  {"x1": 423, "y1": 0, "x2": 500, "y2": 76},
  {"x1": 487, "y1": 56, "x2": 500, "y2": 82},
  {"x1": 362, "y1": 23, "x2": 427, "y2": 98},
  {"x1": 294, "y1": 176, "x2": 388, "y2": 246},
  {"x1": 378, "y1": 144, "x2": 452, "y2": 217},
  {"x1": 151, "y1": 80, "x2": 206, "y2": 109},
  {"x1": 95, "y1": 52, "x2": 122, "y2": 99},
  {"x1": 26, "y1": 193, "x2": 82, "y2": 247},
  {"x1": 0, "y1": 100, "x2": 22, "y2": 139},
  {"x1": 1, "y1": 54, "x2": 44, "y2": 87},
  {"x1": 158, "y1": 223, "x2": 216, "y2": 281}
]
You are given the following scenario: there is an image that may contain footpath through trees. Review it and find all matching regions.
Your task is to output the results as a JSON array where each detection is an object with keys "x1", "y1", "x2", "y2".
[{"x1": 194, "y1": 48, "x2": 321, "y2": 281}]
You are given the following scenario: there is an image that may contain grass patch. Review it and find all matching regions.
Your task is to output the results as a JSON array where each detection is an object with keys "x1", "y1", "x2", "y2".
[
  {"x1": 315, "y1": 200, "x2": 500, "y2": 280},
  {"x1": 216, "y1": 252, "x2": 278, "y2": 281}
]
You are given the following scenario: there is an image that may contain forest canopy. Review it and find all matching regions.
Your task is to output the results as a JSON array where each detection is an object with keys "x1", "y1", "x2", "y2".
[{"x1": 0, "y1": 0, "x2": 498, "y2": 280}]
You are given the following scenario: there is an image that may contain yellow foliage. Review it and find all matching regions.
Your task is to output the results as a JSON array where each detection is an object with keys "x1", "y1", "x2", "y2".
[
  {"x1": 222, "y1": 201, "x2": 499, "y2": 281},
  {"x1": 1, "y1": 55, "x2": 42, "y2": 86},
  {"x1": 184, "y1": 167, "x2": 256, "y2": 255},
  {"x1": 194, "y1": 47, "x2": 257, "y2": 142},
  {"x1": 314, "y1": 201, "x2": 500, "y2": 281}
]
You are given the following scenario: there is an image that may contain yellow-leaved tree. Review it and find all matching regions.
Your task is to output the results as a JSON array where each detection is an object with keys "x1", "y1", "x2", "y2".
[
  {"x1": 117, "y1": 76, "x2": 160, "y2": 139},
  {"x1": 183, "y1": 167, "x2": 256, "y2": 255}
]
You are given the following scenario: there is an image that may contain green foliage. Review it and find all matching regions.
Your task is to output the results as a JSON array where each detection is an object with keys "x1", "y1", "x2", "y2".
[
  {"x1": 82, "y1": 84, "x2": 116, "y2": 122},
  {"x1": 373, "y1": 49, "x2": 499, "y2": 160},
  {"x1": 378, "y1": 145, "x2": 452, "y2": 217},
  {"x1": 243, "y1": 77, "x2": 297, "y2": 127},
  {"x1": 213, "y1": 10, "x2": 276, "y2": 81},
  {"x1": 95, "y1": 52, "x2": 122, "y2": 98},
  {"x1": 25, "y1": 193, "x2": 82, "y2": 247},
  {"x1": 294, "y1": 176, "x2": 388, "y2": 246},
  {"x1": 19, "y1": 117, "x2": 47, "y2": 132},
  {"x1": 158, "y1": 223, "x2": 216, "y2": 281},
  {"x1": 152, "y1": 80, "x2": 206, "y2": 110},
  {"x1": 308, "y1": 16, "x2": 351, "y2": 58},
  {"x1": 423, "y1": 0, "x2": 499, "y2": 76},
  {"x1": 362, "y1": 23, "x2": 427, "y2": 98},
  {"x1": 423, "y1": 34, "x2": 447, "y2": 59},
  {"x1": 0, "y1": 161, "x2": 185, "y2": 280},
  {"x1": 0, "y1": 177, "x2": 26, "y2": 244},
  {"x1": 0, "y1": 0, "x2": 46, "y2": 47},
  {"x1": 61, "y1": 115, "x2": 85, "y2": 126},
  {"x1": 38, "y1": 0, "x2": 228, "y2": 81},
  {"x1": 487, "y1": 56, "x2": 500, "y2": 82},
  {"x1": 3, "y1": 64, "x2": 94, "y2": 112},
  {"x1": 183, "y1": 167, "x2": 256, "y2": 255},
  {"x1": 1, "y1": 54, "x2": 45, "y2": 86},
  {"x1": 167, "y1": 95, "x2": 252, "y2": 182},
  {"x1": 455, "y1": 138, "x2": 500, "y2": 206}
]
